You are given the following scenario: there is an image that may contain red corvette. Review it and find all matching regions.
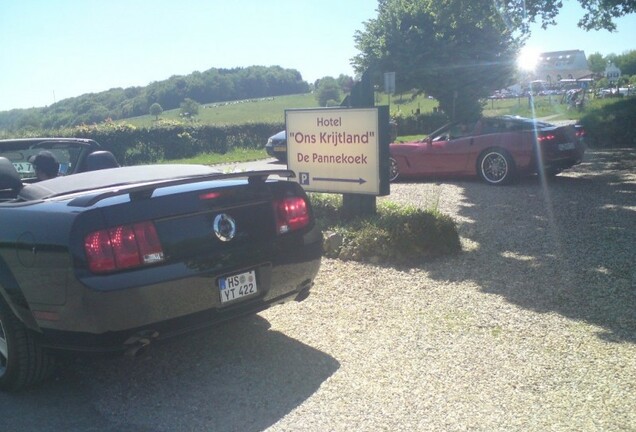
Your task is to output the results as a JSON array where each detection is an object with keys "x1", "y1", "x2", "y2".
[{"x1": 389, "y1": 116, "x2": 586, "y2": 185}]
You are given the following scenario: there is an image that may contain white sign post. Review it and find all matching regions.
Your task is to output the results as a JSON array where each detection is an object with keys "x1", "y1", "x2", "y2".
[{"x1": 286, "y1": 108, "x2": 381, "y2": 195}]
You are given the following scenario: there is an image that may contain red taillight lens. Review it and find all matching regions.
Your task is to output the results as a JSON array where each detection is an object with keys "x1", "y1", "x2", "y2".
[
  {"x1": 84, "y1": 230, "x2": 116, "y2": 273},
  {"x1": 109, "y1": 225, "x2": 141, "y2": 269},
  {"x1": 576, "y1": 128, "x2": 586, "y2": 138},
  {"x1": 133, "y1": 222, "x2": 164, "y2": 264},
  {"x1": 84, "y1": 221, "x2": 164, "y2": 273},
  {"x1": 199, "y1": 191, "x2": 222, "y2": 200},
  {"x1": 538, "y1": 133, "x2": 555, "y2": 142},
  {"x1": 275, "y1": 197, "x2": 310, "y2": 234}
]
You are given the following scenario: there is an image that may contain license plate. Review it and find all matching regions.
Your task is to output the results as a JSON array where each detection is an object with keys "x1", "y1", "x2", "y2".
[
  {"x1": 273, "y1": 145, "x2": 286, "y2": 152},
  {"x1": 558, "y1": 142, "x2": 575, "y2": 151},
  {"x1": 218, "y1": 270, "x2": 257, "y2": 304}
]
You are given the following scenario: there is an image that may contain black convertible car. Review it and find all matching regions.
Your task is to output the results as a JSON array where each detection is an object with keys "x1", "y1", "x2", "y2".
[{"x1": 0, "y1": 151, "x2": 322, "y2": 391}]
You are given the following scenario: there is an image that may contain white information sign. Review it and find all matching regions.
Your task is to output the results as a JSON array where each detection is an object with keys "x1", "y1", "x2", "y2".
[{"x1": 286, "y1": 108, "x2": 380, "y2": 195}]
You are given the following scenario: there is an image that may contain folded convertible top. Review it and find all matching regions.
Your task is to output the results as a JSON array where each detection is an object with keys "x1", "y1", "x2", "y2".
[{"x1": 18, "y1": 165, "x2": 294, "y2": 204}]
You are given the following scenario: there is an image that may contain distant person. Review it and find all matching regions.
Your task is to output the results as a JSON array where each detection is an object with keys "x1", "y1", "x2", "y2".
[{"x1": 29, "y1": 150, "x2": 59, "y2": 181}]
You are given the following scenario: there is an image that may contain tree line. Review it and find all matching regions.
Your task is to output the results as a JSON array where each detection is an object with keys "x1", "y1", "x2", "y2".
[
  {"x1": 587, "y1": 50, "x2": 636, "y2": 77},
  {"x1": 352, "y1": 0, "x2": 635, "y2": 121},
  {"x1": 0, "y1": 65, "x2": 310, "y2": 132}
]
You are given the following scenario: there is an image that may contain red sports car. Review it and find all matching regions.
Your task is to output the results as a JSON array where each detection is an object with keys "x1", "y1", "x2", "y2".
[{"x1": 389, "y1": 115, "x2": 586, "y2": 185}]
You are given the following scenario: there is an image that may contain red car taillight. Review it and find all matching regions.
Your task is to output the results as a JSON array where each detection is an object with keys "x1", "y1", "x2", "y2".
[
  {"x1": 537, "y1": 133, "x2": 555, "y2": 142},
  {"x1": 576, "y1": 128, "x2": 586, "y2": 138},
  {"x1": 84, "y1": 221, "x2": 165, "y2": 273},
  {"x1": 274, "y1": 196, "x2": 310, "y2": 234}
]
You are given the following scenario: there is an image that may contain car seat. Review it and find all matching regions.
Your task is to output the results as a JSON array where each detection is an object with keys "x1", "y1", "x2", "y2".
[
  {"x1": 0, "y1": 156, "x2": 23, "y2": 199},
  {"x1": 85, "y1": 151, "x2": 120, "y2": 171}
]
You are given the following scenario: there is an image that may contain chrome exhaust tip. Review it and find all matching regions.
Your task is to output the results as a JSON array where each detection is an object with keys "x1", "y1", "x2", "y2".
[{"x1": 123, "y1": 330, "x2": 159, "y2": 358}]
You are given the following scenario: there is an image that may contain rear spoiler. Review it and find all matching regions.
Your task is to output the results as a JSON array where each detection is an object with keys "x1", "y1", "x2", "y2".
[{"x1": 67, "y1": 169, "x2": 296, "y2": 207}]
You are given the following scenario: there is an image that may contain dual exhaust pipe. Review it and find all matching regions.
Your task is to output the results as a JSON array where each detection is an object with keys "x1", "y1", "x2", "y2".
[
  {"x1": 123, "y1": 330, "x2": 159, "y2": 358},
  {"x1": 122, "y1": 280, "x2": 314, "y2": 358}
]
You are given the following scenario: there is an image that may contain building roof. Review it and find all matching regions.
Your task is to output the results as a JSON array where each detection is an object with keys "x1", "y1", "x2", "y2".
[{"x1": 528, "y1": 49, "x2": 592, "y2": 82}]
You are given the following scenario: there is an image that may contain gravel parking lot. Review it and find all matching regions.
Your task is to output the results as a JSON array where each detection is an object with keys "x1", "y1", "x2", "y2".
[{"x1": 1, "y1": 148, "x2": 634, "y2": 431}]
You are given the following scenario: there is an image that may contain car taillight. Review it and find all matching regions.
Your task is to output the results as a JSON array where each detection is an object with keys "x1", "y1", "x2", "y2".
[
  {"x1": 537, "y1": 133, "x2": 555, "y2": 142},
  {"x1": 84, "y1": 221, "x2": 164, "y2": 273},
  {"x1": 576, "y1": 128, "x2": 586, "y2": 138},
  {"x1": 274, "y1": 196, "x2": 310, "y2": 234}
]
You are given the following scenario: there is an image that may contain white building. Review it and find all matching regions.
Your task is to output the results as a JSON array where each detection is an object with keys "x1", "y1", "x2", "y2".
[
  {"x1": 604, "y1": 62, "x2": 622, "y2": 84},
  {"x1": 531, "y1": 50, "x2": 593, "y2": 85}
]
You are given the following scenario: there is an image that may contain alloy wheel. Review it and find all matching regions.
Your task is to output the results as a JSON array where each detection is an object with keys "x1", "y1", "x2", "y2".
[
  {"x1": 481, "y1": 152, "x2": 508, "y2": 184},
  {"x1": 389, "y1": 157, "x2": 399, "y2": 181}
]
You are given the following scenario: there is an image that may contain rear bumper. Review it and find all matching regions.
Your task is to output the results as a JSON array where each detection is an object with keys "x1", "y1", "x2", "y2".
[
  {"x1": 265, "y1": 142, "x2": 287, "y2": 161},
  {"x1": 32, "y1": 228, "x2": 323, "y2": 353},
  {"x1": 533, "y1": 140, "x2": 585, "y2": 173},
  {"x1": 38, "y1": 279, "x2": 313, "y2": 353},
  {"x1": 543, "y1": 156, "x2": 584, "y2": 172}
]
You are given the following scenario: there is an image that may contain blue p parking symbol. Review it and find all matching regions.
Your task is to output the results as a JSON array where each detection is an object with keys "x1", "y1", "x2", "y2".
[{"x1": 299, "y1": 172, "x2": 310, "y2": 185}]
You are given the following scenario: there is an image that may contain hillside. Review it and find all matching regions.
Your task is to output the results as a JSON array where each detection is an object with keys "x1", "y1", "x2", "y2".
[
  {"x1": 0, "y1": 65, "x2": 310, "y2": 132},
  {"x1": 121, "y1": 92, "x2": 441, "y2": 128}
]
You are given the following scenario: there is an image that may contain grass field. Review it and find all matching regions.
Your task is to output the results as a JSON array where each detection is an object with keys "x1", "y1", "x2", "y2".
[
  {"x1": 125, "y1": 94, "x2": 320, "y2": 127},
  {"x1": 122, "y1": 92, "x2": 445, "y2": 127},
  {"x1": 124, "y1": 91, "x2": 591, "y2": 129},
  {"x1": 161, "y1": 147, "x2": 268, "y2": 165}
]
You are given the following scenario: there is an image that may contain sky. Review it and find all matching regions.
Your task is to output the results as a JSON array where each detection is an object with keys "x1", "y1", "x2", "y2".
[{"x1": 1, "y1": 0, "x2": 635, "y2": 111}]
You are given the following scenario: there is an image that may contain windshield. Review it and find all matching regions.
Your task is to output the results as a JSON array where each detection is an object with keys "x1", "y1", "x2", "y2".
[{"x1": 0, "y1": 142, "x2": 84, "y2": 179}]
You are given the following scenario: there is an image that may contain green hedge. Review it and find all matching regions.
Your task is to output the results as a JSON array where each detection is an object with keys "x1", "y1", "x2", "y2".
[
  {"x1": 61, "y1": 120, "x2": 284, "y2": 165},
  {"x1": 579, "y1": 97, "x2": 636, "y2": 148},
  {"x1": 52, "y1": 112, "x2": 448, "y2": 165},
  {"x1": 393, "y1": 111, "x2": 449, "y2": 136}
]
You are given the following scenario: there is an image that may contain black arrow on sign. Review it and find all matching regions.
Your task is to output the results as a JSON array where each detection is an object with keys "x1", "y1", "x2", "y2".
[{"x1": 313, "y1": 177, "x2": 367, "y2": 184}]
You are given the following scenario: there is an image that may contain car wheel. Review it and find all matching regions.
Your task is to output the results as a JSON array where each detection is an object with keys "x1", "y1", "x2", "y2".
[
  {"x1": 389, "y1": 157, "x2": 399, "y2": 182},
  {"x1": 0, "y1": 297, "x2": 55, "y2": 391},
  {"x1": 478, "y1": 149, "x2": 516, "y2": 185}
]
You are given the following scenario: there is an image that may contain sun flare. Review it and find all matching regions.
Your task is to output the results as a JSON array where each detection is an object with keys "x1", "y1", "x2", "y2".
[{"x1": 517, "y1": 46, "x2": 541, "y2": 71}]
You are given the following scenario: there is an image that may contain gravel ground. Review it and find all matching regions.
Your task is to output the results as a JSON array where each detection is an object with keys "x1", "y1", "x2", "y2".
[
  {"x1": 261, "y1": 148, "x2": 636, "y2": 431},
  {"x1": 1, "y1": 148, "x2": 634, "y2": 431}
]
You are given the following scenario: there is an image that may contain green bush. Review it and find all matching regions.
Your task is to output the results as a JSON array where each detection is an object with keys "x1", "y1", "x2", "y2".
[
  {"x1": 312, "y1": 194, "x2": 461, "y2": 265},
  {"x1": 392, "y1": 111, "x2": 449, "y2": 136},
  {"x1": 55, "y1": 120, "x2": 284, "y2": 164},
  {"x1": 579, "y1": 97, "x2": 636, "y2": 148}
]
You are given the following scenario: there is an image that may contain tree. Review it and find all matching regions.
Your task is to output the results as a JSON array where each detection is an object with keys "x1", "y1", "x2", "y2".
[
  {"x1": 615, "y1": 50, "x2": 636, "y2": 76},
  {"x1": 501, "y1": 0, "x2": 635, "y2": 32},
  {"x1": 337, "y1": 74, "x2": 355, "y2": 93},
  {"x1": 587, "y1": 52, "x2": 607, "y2": 75},
  {"x1": 353, "y1": 0, "x2": 519, "y2": 121},
  {"x1": 315, "y1": 77, "x2": 342, "y2": 107},
  {"x1": 179, "y1": 98, "x2": 200, "y2": 119},
  {"x1": 149, "y1": 102, "x2": 163, "y2": 120},
  {"x1": 594, "y1": 77, "x2": 609, "y2": 90}
]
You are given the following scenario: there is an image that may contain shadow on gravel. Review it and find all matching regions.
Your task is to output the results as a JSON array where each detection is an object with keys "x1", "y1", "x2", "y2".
[
  {"x1": 0, "y1": 315, "x2": 339, "y2": 432},
  {"x1": 425, "y1": 149, "x2": 636, "y2": 343}
]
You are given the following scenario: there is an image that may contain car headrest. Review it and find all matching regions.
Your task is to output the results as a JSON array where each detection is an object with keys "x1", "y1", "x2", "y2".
[
  {"x1": 86, "y1": 151, "x2": 120, "y2": 171},
  {"x1": 0, "y1": 156, "x2": 23, "y2": 193}
]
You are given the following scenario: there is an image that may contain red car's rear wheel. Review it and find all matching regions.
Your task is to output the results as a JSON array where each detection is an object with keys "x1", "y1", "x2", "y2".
[
  {"x1": 389, "y1": 157, "x2": 400, "y2": 182},
  {"x1": 478, "y1": 149, "x2": 516, "y2": 185}
]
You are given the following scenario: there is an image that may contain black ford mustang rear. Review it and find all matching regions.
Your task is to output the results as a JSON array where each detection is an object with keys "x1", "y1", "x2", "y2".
[{"x1": 0, "y1": 163, "x2": 322, "y2": 391}]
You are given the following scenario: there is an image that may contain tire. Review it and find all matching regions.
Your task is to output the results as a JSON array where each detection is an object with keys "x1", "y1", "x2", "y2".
[
  {"x1": 477, "y1": 149, "x2": 516, "y2": 185},
  {"x1": 0, "y1": 297, "x2": 55, "y2": 391},
  {"x1": 389, "y1": 157, "x2": 399, "y2": 182}
]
